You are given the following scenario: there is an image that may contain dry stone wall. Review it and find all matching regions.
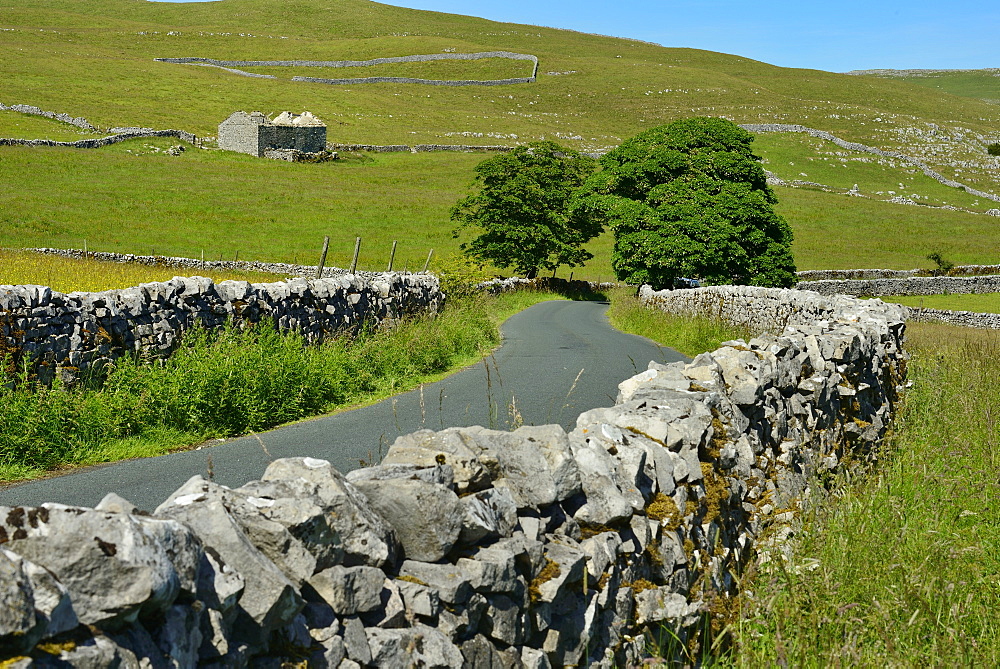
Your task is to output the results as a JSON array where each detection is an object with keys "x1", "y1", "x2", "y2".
[
  {"x1": 156, "y1": 51, "x2": 540, "y2": 87},
  {"x1": 0, "y1": 273, "x2": 442, "y2": 383},
  {"x1": 796, "y1": 265, "x2": 1000, "y2": 281},
  {"x1": 0, "y1": 285, "x2": 907, "y2": 667},
  {"x1": 798, "y1": 274, "x2": 1000, "y2": 297}
]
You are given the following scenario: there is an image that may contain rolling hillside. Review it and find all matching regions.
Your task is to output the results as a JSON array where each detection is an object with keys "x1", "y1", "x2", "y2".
[{"x1": 2, "y1": 0, "x2": 999, "y2": 276}]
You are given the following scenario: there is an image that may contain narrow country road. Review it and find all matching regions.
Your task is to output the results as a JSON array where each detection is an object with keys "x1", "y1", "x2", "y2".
[{"x1": 0, "y1": 300, "x2": 687, "y2": 512}]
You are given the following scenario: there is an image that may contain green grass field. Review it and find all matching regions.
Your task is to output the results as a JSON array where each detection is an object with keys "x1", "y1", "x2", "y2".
[
  {"x1": 862, "y1": 69, "x2": 1000, "y2": 104},
  {"x1": 3, "y1": 132, "x2": 998, "y2": 280},
  {"x1": 4, "y1": 0, "x2": 1000, "y2": 279},
  {"x1": 884, "y1": 292, "x2": 1000, "y2": 314}
]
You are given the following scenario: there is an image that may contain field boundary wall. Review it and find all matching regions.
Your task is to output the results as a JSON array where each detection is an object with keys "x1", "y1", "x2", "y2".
[
  {"x1": 0, "y1": 273, "x2": 442, "y2": 384},
  {"x1": 155, "y1": 51, "x2": 540, "y2": 86},
  {"x1": 0, "y1": 284, "x2": 907, "y2": 666}
]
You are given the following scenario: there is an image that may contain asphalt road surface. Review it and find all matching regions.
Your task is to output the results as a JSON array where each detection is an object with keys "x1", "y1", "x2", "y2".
[{"x1": 0, "y1": 300, "x2": 687, "y2": 512}]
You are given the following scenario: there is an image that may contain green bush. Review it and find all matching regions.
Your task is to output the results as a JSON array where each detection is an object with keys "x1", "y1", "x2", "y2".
[{"x1": 987, "y1": 142, "x2": 1000, "y2": 156}]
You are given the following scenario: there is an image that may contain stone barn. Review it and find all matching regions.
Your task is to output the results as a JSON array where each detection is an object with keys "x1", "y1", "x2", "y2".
[{"x1": 217, "y1": 110, "x2": 327, "y2": 157}]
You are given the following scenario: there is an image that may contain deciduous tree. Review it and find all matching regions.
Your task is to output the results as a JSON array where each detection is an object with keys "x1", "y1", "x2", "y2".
[
  {"x1": 451, "y1": 141, "x2": 598, "y2": 278},
  {"x1": 571, "y1": 117, "x2": 797, "y2": 289}
]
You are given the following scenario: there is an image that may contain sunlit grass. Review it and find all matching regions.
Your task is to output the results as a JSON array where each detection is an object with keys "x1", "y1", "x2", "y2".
[
  {"x1": 730, "y1": 322, "x2": 1000, "y2": 666},
  {"x1": 0, "y1": 248, "x2": 285, "y2": 292},
  {"x1": 605, "y1": 287, "x2": 751, "y2": 357},
  {"x1": 883, "y1": 292, "x2": 1000, "y2": 314}
]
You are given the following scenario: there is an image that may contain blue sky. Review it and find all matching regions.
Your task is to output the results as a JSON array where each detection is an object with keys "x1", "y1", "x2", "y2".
[{"x1": 155, "y1": 0, "x2": 998, "y2": 73}]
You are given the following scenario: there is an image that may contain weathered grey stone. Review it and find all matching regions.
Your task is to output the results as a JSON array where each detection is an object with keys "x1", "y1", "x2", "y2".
[
  {"x1": 155, "y1": 477, "x2": 302, "y2": 637},
  {"x1": 616, "y1": 362, "x2": 692, "y2": 403},
  {"x1": 306, "y1": 565, "x2": 384, "y2": 615},
  {"x1": 260, "y1": 457, "x2": 400, "y2": 568},
  {"x1": 198, "y1": 607, "x2": 230, "y2": 660},
  {"x1": 154, "y1": 603, "x2": 203, "y2": 668},
  {"x1": 342, "y1": 616, "x2": 372, "y2": 665},
  {"x1": 107, "y1": 622, "x2": 171, "y2": 669},
  {"x1": 308, "y1": 634, "x2": 346, "y2": 668},
  {"x1": 350, "y1": 478, "x2": 463, "y2": 562},
  {"x1": 533, "y1": 542, "x2": 586, "y2": 604},
  {"x1": 196, "y1": 544, "x2": 245, "y2": 613},
  {"x1": 634, "y1": 587, "x2": 701, "y2": 626},
  {"x1": 1, "y1": 548, "x2": 77, "y2": 641},
  {"x1": 398, "y1": 561, "x2": 473, "y2": 605},
  {"x1": 236, "y1": 478, "x2": 345, "y2": 570},
  {"x1": 370, "y1": 577, "x2": 407, "y2": 628},
  {"x1": 36, "y1": 630, "x2": 132, "y2": 667},
  {"x1": 366, "y1": 624, "x2": 464, "y2": 668},
  {"x1": 396, "y1": 579, "x2": 441, "y2": 619},
  {"x1": 460, "y1": 634, "x2": 523, "y2": 669},
  {"x1": 0, "y1": 549, "x2": 42, "y2": 653},
  {"x1": 134, "y1": 515, "x2": 205, "y2": 602},
  {"x1": 521, "y1": 646, "x2": 552, "y2": 669},
  {"x1": 381, "y1": 428, "x2": 492, "y2": 493},
  {"x1": 346, "y1": 463, "x2": 454, "y2": 488},
  {"x1": 0, "y1": 504, "x2": 180, "y2": 628},
  {"x1": 434, "y1": 593, "x2": 487, "y2": 643},
  {"x1": 456, "y1": 546, "x2": 518, "y2": 594},
  {"x1": 458, "y1": 487, "x2": 518, "y2": 545},
  {"x1": 465, "y1": 425, "x2": 581, "y2": 508},
  {"x1": 95, "y1": 492, "x2": 138, "y2": 515},
  {"x1": 566, "y1": 434, "x2": 635, "y2": 526},
  {"x1": 480, "y1": 594, "x2": 525, "y2": 645}
]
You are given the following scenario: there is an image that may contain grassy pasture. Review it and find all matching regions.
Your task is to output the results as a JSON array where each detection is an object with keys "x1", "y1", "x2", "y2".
[
  {"x1": 0, "y1": 249, "x2": 285, "y2": 293},
  {"x1": 863, "y1": 69, "x2": 1000, "y2": 104},
  {"x1": 754, "y1": 132, "x2": 997, "y2": 212},
  {"x1": 2, "y1": 0, "x2": 999, "y2": 175},
  {"x1": 884, "y1": 292, "x2": 1000, "y2": 314},
  {"x1": 3, "y1": 135, "x2": 999, "y2": 281},
  {"x1": 775, "y1": 186, "x2": 1000, "y2": 271}
]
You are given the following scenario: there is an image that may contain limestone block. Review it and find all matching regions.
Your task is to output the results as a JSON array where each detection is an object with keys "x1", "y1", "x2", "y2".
[
  {"x1": 464, "y1": 424, "x2": 581, "y2": 508},
  {"x1": 260, "y1": 457, "x2": 400, "y2": 569},
  {"x1": 306, "y1": 565, "x2": 385, "y2": 615},
  {"x1": 237, "y1": 478, "x2": 345, "y2": 571},
  {"x1": 458, "y1": 486, "x2": 517, "y2": 545},
  {"x1": 398, "y1": 561, "x2": 473, "y2": 605},
  {"x1": 381, "y1": 428, "x2": 491, "y2": 493},
  {"x1": 155, "y1": 477, "x2": 303, "y2": 637},
  {"x1": 0, "y1": 504, "x2": 180, "y2": 629},
  {"x1": 0, "y1": 549, "x2": 43, "y2": 654},
  {"x1": 350, "y1": 477, "x2": 463, "y2": 563},
  {"x1": 366, "y1": 624, "x2": 463, "y2": 668}
]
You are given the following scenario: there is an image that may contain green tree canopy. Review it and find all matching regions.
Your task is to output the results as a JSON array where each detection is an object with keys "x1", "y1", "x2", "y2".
[
  {"x1": 571, "y1": 117, "x2": 797, "y2": 289},
  {"x1": 451, "y1": 141, "x2": 599, "y2": 278}
]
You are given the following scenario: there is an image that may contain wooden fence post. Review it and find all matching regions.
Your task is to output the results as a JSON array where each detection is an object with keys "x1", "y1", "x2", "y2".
[
  {"x1": 350, "y1": 237, "x2": 362, "y2": 274},
  {"x1": 316, "y1": 235, "x2": 330, "y2": 279},
  {"x1": 421, "y1": 249, "x2": 433, "y2": 273},
  {"x1": 387, "y1": 240, "x2": 398, "y2": 272}
]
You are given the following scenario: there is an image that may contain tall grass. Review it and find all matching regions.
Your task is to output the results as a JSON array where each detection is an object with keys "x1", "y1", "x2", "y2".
[
  {"x1": 0, "y1": 290, "x2": 566, "y2": 483},
  {"x1": 606, "y1": 287, "x2": 752, "y2": 357},
  {"x1": 730, "y1": 322, "x2": 1000, "y2": 666}
]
